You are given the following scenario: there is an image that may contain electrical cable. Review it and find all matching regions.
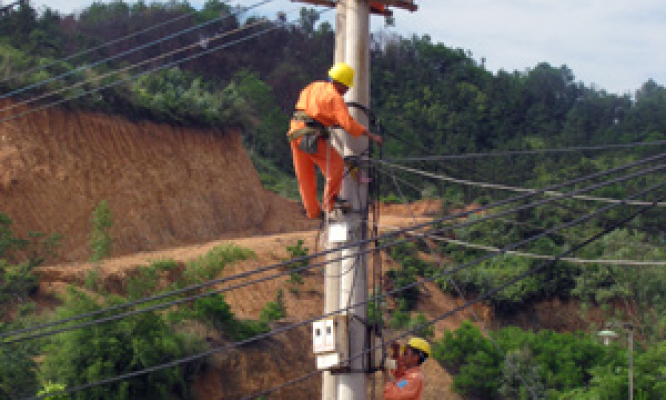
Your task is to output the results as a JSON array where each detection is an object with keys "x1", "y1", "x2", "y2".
[
  {"x1": 0, "y1": 4, "x2": 319, "y2": 125},
  {"x1": 377, "y1": 165, "x2": 656, "y2": 335},
  {"x1": 236, "y1": 187, "x2": 666, "y2": 400},
  {"x1": 378, "y1": 159, "x2": 666, "y2": 207},
  {"x1": 0, "y1": 0, "x2": 275, "y2": 103},
  {"x1": 3, "y1": 154, "x2": 663, "y2": 343},
  {"x1": 25, "y1": 178, "x2": 665, "y2": 400},
  {"x1": 0, "y1": 16, "x2": 269, "y2": 116},
  {"x1": 376, "y1": 163, "x2": 663, "y2": 252},
  {"x1": 3, "y1": 168, "x2": 652, "y2": 351},
  {"x1": 1, "y1": 8, "x2": 199, "y2": 84},
  {"x1": 382, "y1": 140, "x2": 666, "y2": 162},
  {"x1": 384, "y1": 163, "x2": 543, "y2": 400},
  {"x1": 412, "y1": 234, "x2": 666, "y2": 266}
]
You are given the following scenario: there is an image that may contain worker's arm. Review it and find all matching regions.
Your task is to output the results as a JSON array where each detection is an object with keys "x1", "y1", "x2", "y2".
[
  {"x1": 383, "y1": 374, "x2": 423, "y2": 400},
  {"x1": 329, "y1": 95, "x2": 383, "y2": 145}
]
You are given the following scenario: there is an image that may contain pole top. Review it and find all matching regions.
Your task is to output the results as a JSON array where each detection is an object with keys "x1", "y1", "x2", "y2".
[{"x1": 291, "y1": 0, "x2": 418, "y2": 14}]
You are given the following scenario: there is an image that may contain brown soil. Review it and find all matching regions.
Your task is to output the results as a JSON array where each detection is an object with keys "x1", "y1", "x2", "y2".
[
  {"x1": 2, "y1": 102, "x2": 602, "y2": 400},
  {"x1": 0, "y1": 99, "x2": 317, "y2": 263}
]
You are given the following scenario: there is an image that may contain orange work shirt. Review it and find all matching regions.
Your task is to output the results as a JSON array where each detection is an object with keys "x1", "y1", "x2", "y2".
[
  {"x1": 384, "y1": 366, "x2": 424, "y2": 400},
  {"x1": 288, "y1": 81, "x2": 366, "y2": 138}
]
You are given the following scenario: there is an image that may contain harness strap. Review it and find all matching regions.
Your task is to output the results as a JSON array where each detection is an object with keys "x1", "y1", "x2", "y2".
[{"x1": 288, "y1": 110, "x2": 329, "y2": 142}]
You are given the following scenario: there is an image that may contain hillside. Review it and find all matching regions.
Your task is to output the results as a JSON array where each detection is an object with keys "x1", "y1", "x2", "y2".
[
  {"x1": 0, "y1": 100, "x2": 464, "y2": 399},
  {"x1": 35, "y1": 219, "x2": 468, "y2": 400},
  {"x1": 0, "y1": 99, "x2": 317, "y2": 263}
]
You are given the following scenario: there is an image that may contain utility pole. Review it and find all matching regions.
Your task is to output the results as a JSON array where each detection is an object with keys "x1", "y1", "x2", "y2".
[
  {"x1": 292, "y1": 2, "x2": 417, "y2": 400},
  {"x1": 337, "y1": 3, "x2": 370, "y2": 400},
  {"x1": 322, "y1": 2, "x2": 347, "y2": 399}
]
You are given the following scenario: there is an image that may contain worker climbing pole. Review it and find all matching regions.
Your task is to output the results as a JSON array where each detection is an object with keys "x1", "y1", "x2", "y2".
[
  {"x1": 287, "y1": 63, "x2": 383, "y2": 219},
  {"x1": 290, "y1": 1, "x2": 418, "y2": 400}
]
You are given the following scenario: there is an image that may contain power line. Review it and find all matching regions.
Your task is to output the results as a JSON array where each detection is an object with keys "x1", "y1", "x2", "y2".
[
  {"x1": 3, "y1": 154, "x2": 663, "y2": 343},
  {"x1": 413, "y1": 234, "x2": 666, "y2": 266},
  {"x1": 24, "y1": 179, "x2": 665, "y2": 400},
  {"x1": 382, "y1": 140, "x2": 666, "y2": 162},
  {"x1": 242, "y1": 188, "x2": 665, "y2": 400},
  {"x1": 378, "y1": 159, "x2": 666, "y2": 207},
  {"x1": 0, "y1": 16, "x2": 274, "y2": 124},
  {"x1": 375, "y1": 166, "x2": 663, "y2": 257},
  {"x1": 1, "y1": 7, "x2": 198, "y2": 84},
  {"x1": 0, "y1": 4, "x2": 328, "y2": 125},
  {"x1": 0, "y1": 17, "x2": 269, "y2": 115},
  {"x1": 383, "y1": 163, "x2": 543, "y2": 400},
  {"x1": 3, "y1": 156, "x2": 660, "y2": 345},
  {"x1": 0, "y1": 0, "x2": 274, "y2": 102}
]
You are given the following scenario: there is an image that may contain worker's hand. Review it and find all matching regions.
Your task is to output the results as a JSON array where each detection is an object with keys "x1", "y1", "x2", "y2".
[{"x1": 367, "y1": 131, "x2": 384, "y2": 146}]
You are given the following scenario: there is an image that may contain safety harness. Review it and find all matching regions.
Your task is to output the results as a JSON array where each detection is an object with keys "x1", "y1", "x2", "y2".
[{"x1": 288, "y1": 110, "x2": 331, "y2": 154}]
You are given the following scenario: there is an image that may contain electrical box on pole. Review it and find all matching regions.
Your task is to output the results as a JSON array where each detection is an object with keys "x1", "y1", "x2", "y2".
[
  {"x1": 313, "y1": 316, "x2": 349, "y2": 370},
  {"x1": 289, "y1": 1, "x2": 418, "y2": 399}
]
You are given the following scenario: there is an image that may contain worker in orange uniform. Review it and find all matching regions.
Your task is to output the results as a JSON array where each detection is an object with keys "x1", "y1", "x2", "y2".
[
  {"x1": 288, "y1": 62, "x2": 383, "y2": 219},
  {"x1": 383, "y1": 337, "x2": 431, "y2": 400}
]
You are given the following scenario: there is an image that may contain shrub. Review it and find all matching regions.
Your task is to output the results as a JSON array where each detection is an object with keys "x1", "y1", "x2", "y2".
[
  {"x1": 193, "y1": 294, "x2": 269, "y2": 341},
  {"x1": 0, "y1": 323, "x2": 40, "y2": 399},
  {"x1": 285, "y1": 240, "x2": 308, "y2": 286},
  {"x1": 183, "y1": 244, "x2": 255, "y2": 284},
  {"x1": 40, "y1": 289, "x2": 201, "y2": 400},
  {"x1": 434, "y1": 322, "x2": 625, "y2": 399},
  {"x1": 260, "y1": 289, "x2": 286, "y2": 323},
  {"x1": 89, "y1": 200, "x2": 113, "y2": 262},
  {"x1": 36, "y1": 382, "x2": 71, "y2": 400},
  {"x1": 0, "y1": 214, "x2": 60, "y2": 309}
]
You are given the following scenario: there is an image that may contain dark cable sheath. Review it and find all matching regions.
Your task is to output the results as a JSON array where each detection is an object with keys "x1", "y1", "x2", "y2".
[
  {"x1": 241, "y1": 189, "x2": 666, "y2": 400},
  {"x1": 0, "y1": 5, "x2": 332, "y2": 124},
  {"x1": 1, "y1": 8, "x2": 197, "y2": 84},
  {"x1": 382, "y1": 140, "x2": 666, "y2": 162},
  {"x1": 0, "y1": 0, "x2": 274, "y2": 102},
  {"x1": 2, "y1": 155, "x2": 663, "y2": 343},
  {"x1": 25, "y1": 181, "x2": 666, "y2": 400}
]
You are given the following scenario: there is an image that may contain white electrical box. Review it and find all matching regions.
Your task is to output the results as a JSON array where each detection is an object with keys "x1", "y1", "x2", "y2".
[
  {"x1": 328, "y1": 222, "x2": 349, "y2": 243},
  {"x1": 312, "y1": 316, "x2": 348, "y2": 370}
]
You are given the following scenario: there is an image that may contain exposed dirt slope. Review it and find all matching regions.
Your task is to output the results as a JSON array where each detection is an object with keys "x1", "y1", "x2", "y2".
[
  {"x1": 0, "y1": 99, "x2": 317, "y2": 263},
  {"x1": 34, "y1": 212, "x2": 463, "y2": 400}
]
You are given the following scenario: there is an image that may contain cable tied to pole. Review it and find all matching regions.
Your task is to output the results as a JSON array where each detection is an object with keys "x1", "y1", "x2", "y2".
[{"x1": 345, "y1": 101, "x2": 387, "y2": 374}]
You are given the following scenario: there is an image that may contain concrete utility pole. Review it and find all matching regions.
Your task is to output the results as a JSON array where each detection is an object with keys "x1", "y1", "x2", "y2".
[
  {"x1": 291, "y1": 2, "x2": 417, "y2": 400},
  {"x1": 336, "y1": 4, "x2": 371, "y2": 400},
  {"x1": 322, "y1": 2, "x2": 347, "y2": 399}
]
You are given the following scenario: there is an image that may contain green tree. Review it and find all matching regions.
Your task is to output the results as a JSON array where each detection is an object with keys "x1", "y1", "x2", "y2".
[
  {"x1": 89, "y1": 200, "x2": 113, "y2": 262},
  {"x1": 41, "y1": 289, "x2": 199, "y2": 400}
]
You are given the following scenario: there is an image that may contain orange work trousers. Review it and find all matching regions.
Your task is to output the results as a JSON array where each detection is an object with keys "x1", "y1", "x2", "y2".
[{"x1": 291, "y1": 136, "x2": 344, "y2": 219}]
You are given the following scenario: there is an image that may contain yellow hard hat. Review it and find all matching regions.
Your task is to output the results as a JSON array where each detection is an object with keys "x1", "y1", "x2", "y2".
[
  {"x1": 407, "y1": 337, "x2": 431, "y2": 358},
  {"x1": 328, "y1": 62, "x2": 354, "y2": 88}
]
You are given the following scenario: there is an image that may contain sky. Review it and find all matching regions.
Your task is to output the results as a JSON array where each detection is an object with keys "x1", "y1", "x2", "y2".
[{"x1": 30, "y1": 0, "x2": 666, "y2": 96}]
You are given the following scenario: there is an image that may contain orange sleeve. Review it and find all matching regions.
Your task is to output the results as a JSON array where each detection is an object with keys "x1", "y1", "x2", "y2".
[
  {"x1": 383, "y1": 375, "x2": 423, "y2": 400},
  {"x1": 290, "y1": 82, "x2": 367, "y2": 137},
  {"x1": 328, "y1": 90, "x2": 367, "y2": 138}
]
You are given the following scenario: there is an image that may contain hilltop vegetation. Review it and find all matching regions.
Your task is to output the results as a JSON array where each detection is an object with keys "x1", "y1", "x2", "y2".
[{"x1": 1, "y1": 1, "x2": 665, "y2": 399}]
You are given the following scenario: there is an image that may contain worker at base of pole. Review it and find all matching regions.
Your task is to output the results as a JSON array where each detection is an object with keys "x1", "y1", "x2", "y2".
[
  {"x1": 383, "y1": 337, "x2": 431, "y2": 400},
  {"x1": 287, "y1": 62, "x2": 383, "y2": 219}
]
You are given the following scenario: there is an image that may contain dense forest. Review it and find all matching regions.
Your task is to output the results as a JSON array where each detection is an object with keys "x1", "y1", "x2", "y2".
[{"x1": 1, "y1": 1, "x2": 665, "y2": 399}]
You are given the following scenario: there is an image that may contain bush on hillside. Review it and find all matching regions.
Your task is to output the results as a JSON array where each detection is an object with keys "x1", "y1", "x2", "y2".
[
  {"x1": 433, "y1": 321, "x2": 626, "y2": 399},
  {"x1": 89, "y1": 200, "x2": 113, "y2": 262},
  {"x1": 193, "y1": 293, "x2": 269, "y2": 341},
  {"x1": 0, "y1": 320, "x2": 41, "y2": 399},
  {"x1": 40, "y1": 288, "x2": 202, "y2": 400}
]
